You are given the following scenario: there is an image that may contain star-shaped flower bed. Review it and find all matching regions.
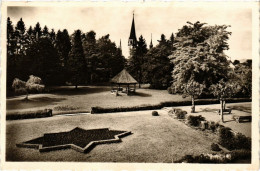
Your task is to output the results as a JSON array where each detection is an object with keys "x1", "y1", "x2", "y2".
[{"x1": 16, "y1": 127, "x2": 131, "y2": 153}]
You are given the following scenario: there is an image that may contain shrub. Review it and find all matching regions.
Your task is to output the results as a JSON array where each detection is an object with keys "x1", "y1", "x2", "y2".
[
  {"x1": 229, "y1": 149, "x2": 251, "y2": 162},
  {"x1": 208, "y1": 121, "x2": 218, "y2": 132},
  {"x1": 152, "y1": 111, "x2": 159, "y2": 116},
  {"x1": 90, "y1": 98, "x2": 251, "y2": 114},
  {"x1": 187, "y1": 115, "x2": 205, "y2": 127},
  {"x1": 6, "y1": 109, "x2": 52, "y2": 120},
  {"x1": 211, "y1": 143, "x2": 221, "y2": 151},
  {"x1": 233, "y1": 133, "x2": 251, "y2": 150},
  {"x1": 218, "y1": 127, "x2": 235, "y2": 150},
  {"x1": 218, "y1": 127, "x2": 251, "y2": 150}
]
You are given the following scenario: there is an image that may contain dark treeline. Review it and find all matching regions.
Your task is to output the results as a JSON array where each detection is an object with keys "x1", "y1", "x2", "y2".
[
  {"x1": 7, "y1": 17, "x2": 126, "y2": 92},
  {"x1": 7, "y1": 18, "x2": 252, "y2": 99}
]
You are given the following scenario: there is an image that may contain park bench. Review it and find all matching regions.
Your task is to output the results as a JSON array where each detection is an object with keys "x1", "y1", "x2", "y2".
[
  {"x1": 233, "y1": 115, "x2": 252, "y2": 123},
  {"x1": 218, "y1": 109, "x2": 232, "y2": 115}
]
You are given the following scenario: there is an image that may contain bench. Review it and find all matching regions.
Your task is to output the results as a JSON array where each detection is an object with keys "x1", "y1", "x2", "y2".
[
  {"x1": 233, "y1": 115, "x2": 252, "y2": 123},
  {"x1": 218, "y1": 109, "x2": 232, "y2": 115}
]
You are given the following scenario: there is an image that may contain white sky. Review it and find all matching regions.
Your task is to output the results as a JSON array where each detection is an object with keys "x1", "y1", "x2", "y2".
[{"x1": 8, "y1": 5, "x2": 252, "y2": 61}]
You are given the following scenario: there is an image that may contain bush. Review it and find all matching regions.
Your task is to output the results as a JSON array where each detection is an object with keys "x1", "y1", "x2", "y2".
[
  {"x1": 230, "y1": 149, "x2": 251, "y2": 161},
  {"x1": 169, "y1": 108, "x2": 187, "y2": 119},
  {"x1": 208, "y1": 121, "x2": 219, "y2": 132},
  {"x1": 218, "y1": 127, "x2": 251, "y2": 150},
  {"x1": 152, "y1": 111, "x2": 159, "y2": 116},
  {"x1": 187, "y1": 115, "x2": 205, "y2": 127},
  {"x1": 233, "y1": 133, "x2": 251, "y2": 150},
  {"x1": 218, "y1": 127, "x2": 235, "y2": 150},
  {"x1": 211, "y1": 143, "x2": 221, "y2": 151},
  {"x1": 90, "y1": 98, "x2": 251, "y2": 114},
  {"x1": 6, "y1": 109, "x2": 52, "y2": 120}
]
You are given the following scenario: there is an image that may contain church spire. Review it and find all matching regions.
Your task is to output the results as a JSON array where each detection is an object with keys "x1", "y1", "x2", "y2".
[
  {"x1": 149, "y1": 33, "x2": 153, "y2": 49},
  {"x1": 119, "y1": 39, "x2": 122, "y2": 49},
  {"x1": 128, "y1": 12, "x2": 137, "y2": 47}
]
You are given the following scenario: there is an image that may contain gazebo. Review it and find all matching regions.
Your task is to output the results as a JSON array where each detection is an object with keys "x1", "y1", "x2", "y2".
[{"x1": 110, "y1": 69, "x2": 138, "y2": 95}]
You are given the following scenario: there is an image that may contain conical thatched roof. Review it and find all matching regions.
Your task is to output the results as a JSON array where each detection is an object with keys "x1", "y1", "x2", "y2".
[{"x1": 110, "y1": 69, "x2": 138, "y2": 84}]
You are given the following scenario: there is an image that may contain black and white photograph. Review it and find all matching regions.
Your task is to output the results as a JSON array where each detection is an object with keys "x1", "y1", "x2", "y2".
[{"x1": 1, "y1": 1, "x2": 259, "y2": 169}]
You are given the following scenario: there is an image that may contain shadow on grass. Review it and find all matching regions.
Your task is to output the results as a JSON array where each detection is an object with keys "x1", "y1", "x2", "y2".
[
  {"x1": 7, "y1": 97, "x2": 66, "y2": 110},
  {"x1": 51, "y1": 86, "x2": 111, "y2": 96},
  {"x1": 128, "y1": 92, "x2": 152, "y2": 97}
]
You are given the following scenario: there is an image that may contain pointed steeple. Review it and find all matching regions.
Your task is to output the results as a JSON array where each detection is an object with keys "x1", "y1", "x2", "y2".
[
  {"x1": 119, "y1": 39, "x2": 122, "y2": 49},
  {"x1": 128, "y1": 12, "x2": 137, "y2": 47},
  {"x1": 149, "y1": 33, "x2": 153, "y2": 49}
]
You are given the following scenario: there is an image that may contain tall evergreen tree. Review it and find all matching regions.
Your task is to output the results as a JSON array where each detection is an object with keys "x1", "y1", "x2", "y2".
[
  {"x1": 170, "y1": 33, "x2": 174, "y2": 45},
  {"x1": 27, "y1": 26, "x2": 33, "y2": 36},
  {"x1": 142, "y1": 35, "x2": 173, "y2": 89},
  {"x1": 23, "y1": 37, "x2": 61, "y2": 85},
  {"x1": 68, "y1": 30, "x2": 86, "y2": 88},
  {"x1": 33, "y1": 22, "x2": 42, "y2": 39},
  {"x1": 15, "y1": 18, "x2": 26, "y2": 34},
  {"x1": 42, "y1": 25, "x2": 49, "y2": 37},
  {"x1": 128, "y1": 35, "x2": 148, "y2": 87}
]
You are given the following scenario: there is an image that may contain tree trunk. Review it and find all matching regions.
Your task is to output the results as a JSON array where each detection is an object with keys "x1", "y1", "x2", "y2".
[
  {"x1": 191, "y1": 96, "x2": 195, "y2": 113},
  {"x1": 220, "y1": 100, "x2": 224, "y2": 123},
  {"x1": 24, "y1": 92, "x2": 29, "y2": 100}
]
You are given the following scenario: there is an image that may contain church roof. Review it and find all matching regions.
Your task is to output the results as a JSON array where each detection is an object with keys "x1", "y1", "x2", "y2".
[
  {"x1": 129, "y1": 14, "x2": 137, "y2": 41},
  {"x1": 110, "y1": 69, "x2": 138, "y2": 84}
]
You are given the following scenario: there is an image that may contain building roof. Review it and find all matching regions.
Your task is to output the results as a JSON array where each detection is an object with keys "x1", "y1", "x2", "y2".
[{"x1": 110, "y1": 69, "x2": 138, "y2": 84}]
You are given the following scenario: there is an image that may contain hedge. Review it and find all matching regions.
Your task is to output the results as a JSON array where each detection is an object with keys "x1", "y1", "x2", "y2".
[
  {"x1": 6, "y1": 109, "x2": 52, "y2": 120},
  {"x1": 91, "y1": 98, "x2": 251, "y2": 114}
]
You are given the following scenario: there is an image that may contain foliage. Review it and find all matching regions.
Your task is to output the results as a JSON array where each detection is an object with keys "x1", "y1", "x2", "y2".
[
  {"x1": 12, "y1": 75, "x2": 45, "y2": 99},
  {"x1": 233, "y1": 60, "x2": 252, "y2": 97},
  {"x1": 210, "y1": 79, "x2": 239, "y2": 101},
  {"x1": 128, "y1": 35, "x2": 148, "y2": 87},
  {"x1": 169, "y1": 108, "x2": 187, "y2": 119},
  {"x1": 211, "y1": 143, "x2": 221, "y2": 151},
  {"x1": 94, "y1": 34, "x2": 126, "y2": 82},
  {"x1": 187, "y1": 115, "x2": 205, "y2": 127},
  {"x1": 142, "y1": 35, "x2": 173, "y2": 89},
  {"x1": 169, "y1": 21, "x2": 232, "y2": 95},
  {"x1": 218, "y1": 126, "x2": 251, "y2": 150},
  {"x1": 23, "y1": 37, "x2": 61, "y2": 85},
  {"x1": 67, "y1": 30, "x2": 87, "y2": 88},
  {"x1": 6, "y1": 109, "x2": 52, "y2": 120}
]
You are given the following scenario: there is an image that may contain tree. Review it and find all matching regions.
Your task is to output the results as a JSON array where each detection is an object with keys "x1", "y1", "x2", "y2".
[
  {"x1": 94, "y1": 34, "x2": 126, "y2": 82},
  {"x1": 24, "y1": 37, "x2": 61, "y2": 85},
  {"x1": 142, "y1": 34, "x2": 173, "y2": 89},
  {"x1": 15, "y1": 18, "x2": 26, "y2": 34},
  {"x1": 169, "y1": 21, "x2": 232, "y2": 95},
  {"x1": 55, "y1": 29, "x2": 71, "y2": 68},
  {"x1": 182, "y1": 79, "x2": 205, "y2": 113},
  {"x1": 170, "y1": 33, "x2": 175, "y2": 45},
  {"x1": 233, "y1": 60, "x2": 252, "y2": 97},
  {"x1": 12, "y1": 75, "x2": 45, "y2": 100},
  {"x1": 128, "y1": 35, "x2": 148, "y2": 87},
  {"x1": 210, "y1": 79, "x2": 239, "y2": 122},
  {"x1": 42, "y1": 25, "x2": 49, "y2": 37},
  {"x1": 67, "y1": 30, "x2": 86, "y2": 88},
  {"x1": 33, "y1": 22, "x2": 42, "y2": 39}
]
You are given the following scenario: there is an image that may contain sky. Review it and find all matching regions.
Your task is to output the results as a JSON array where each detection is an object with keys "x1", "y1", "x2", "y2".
[{"x1": 7, "y1": 5, "x2": 252, "y2": 61}]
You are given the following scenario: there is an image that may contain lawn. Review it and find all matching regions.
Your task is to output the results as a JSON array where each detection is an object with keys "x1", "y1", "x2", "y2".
[
  {"x1": 6, "y1": 86, "x2": 188, "y2": 115},
  {"x1": 6, "y1": 109, "x2": 219, "y2": 162}
]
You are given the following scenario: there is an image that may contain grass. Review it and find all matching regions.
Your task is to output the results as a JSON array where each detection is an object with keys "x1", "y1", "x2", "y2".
[
  {"x1": 7, "y1": 86, "x2": 188, "y2": 115},
  {"x1": 6, "y1": 109, "x2": 219, "y2": 162}
]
